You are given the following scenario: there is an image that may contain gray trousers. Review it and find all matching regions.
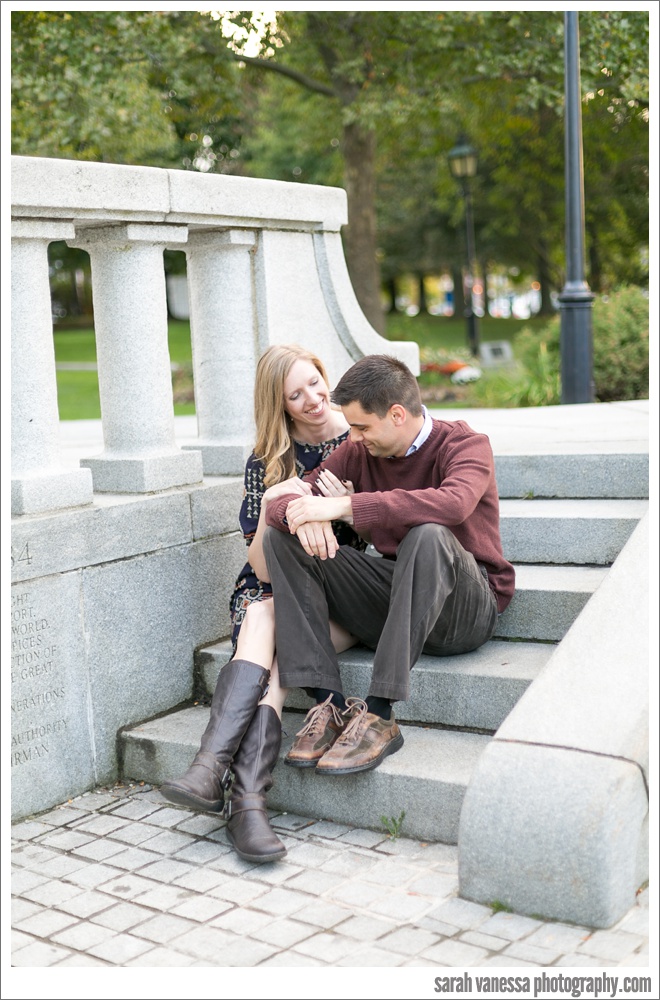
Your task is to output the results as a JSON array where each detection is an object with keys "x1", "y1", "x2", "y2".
[{"x1": 263, "y1": 523, "x2": 498, "y2": 702}]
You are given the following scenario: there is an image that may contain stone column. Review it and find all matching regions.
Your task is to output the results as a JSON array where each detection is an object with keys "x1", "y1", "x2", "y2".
[
  {"x1": 11, "y1": 219, "x2": 94, "y2": 516},
  {"x1": 183, "y1": 230, "x2": 258, "y2": 475},
  {"x1": 71, "y1": 224, "x2": 203, "y2": 492}
]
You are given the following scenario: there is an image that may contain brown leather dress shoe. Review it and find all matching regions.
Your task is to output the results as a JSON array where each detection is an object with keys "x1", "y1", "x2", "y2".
[
  {"x1": 315, "y1": 697, "x2": 404, "y2": 775},
  {"x1": 284, "y1": 695, "x2": 347, "y2": 768}
]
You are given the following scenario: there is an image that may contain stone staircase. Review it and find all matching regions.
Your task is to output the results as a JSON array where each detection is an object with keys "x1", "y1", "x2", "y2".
[{"x1": 120, "y1": 448, "x2": 648, "y2": 845}]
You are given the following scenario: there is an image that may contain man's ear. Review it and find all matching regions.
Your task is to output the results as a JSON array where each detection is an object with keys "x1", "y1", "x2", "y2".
[{"x1": 390, "y1": 404, "x2": 407, "y2": 425}]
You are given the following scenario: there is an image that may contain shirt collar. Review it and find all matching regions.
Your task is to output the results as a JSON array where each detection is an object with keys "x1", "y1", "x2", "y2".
[{"x1": 404, "y1": 406, "x2": 433, "y2": 457}]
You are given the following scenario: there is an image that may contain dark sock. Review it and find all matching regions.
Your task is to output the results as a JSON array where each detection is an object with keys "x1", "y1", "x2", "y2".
[
  {"x1": 366, "y1": 696, "x2": 392, "y2": 720},
  {"x1": 304, "y1": 687, "x2": 346, "y2": 711}
]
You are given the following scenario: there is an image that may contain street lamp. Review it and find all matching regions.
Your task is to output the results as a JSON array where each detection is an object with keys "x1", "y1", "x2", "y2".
[{"x1": 448, "y1": 137, "x2": 480, "y2": 357}]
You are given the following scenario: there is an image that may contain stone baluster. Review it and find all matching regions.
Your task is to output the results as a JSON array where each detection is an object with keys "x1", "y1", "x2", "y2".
[
  {"x1": 183, "y1": 230, "x2": 258, "y2": 475},
  {"x1": 71, "y1": 224, "x2": 203, "y2": 492},
  {"x1": 11, "y1": 220, "x2": 94, "y2": 516}
]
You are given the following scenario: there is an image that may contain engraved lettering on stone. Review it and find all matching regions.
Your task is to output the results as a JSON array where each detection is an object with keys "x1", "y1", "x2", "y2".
[{"x1": 10, "y1": 591, "x2": 68, "y2": 766}]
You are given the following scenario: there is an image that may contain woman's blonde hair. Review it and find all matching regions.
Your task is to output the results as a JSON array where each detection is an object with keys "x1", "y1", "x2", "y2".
[{"x1": 253, "y1": 344, "x2": 330, "y2": 486}]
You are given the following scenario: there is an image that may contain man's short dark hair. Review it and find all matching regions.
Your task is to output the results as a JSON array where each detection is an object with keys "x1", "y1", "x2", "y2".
[{"x1": 332, "y1": 355, "x2": 422, "y2": 417}]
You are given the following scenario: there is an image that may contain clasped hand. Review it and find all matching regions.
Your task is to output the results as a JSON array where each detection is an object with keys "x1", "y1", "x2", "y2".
[{"x1": 286, "y1": 469, "x2": 354, "y2": 559}]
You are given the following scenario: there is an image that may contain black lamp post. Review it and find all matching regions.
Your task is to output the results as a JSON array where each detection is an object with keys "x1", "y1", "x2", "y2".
[
  {"x1": 559, "y1": 12, "x2": 594, "y2": 402},
  {"x1": 448, "y1": 137, "x2": 480, "y2": 357}
]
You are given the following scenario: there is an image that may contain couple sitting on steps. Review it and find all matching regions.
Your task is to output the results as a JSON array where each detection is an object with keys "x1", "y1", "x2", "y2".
[{"x1": 162, "y1": 345, "x2": 514, "y2": 864}]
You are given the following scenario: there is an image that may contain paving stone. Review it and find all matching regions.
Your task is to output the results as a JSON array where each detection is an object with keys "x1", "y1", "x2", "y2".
[
  {"x1": 328, "y1": 880, "x2": 388, "y2": 907},
  {"x1": 206, "y1": 877, "x2": 269, "y2": 906},
  {"x1": 559, "y1": 953, "x2": 617, "y2": 966},
  {"x1": 139, "y1": 829, "x2": 196, "y2": 854},
  {"x1": 11, "y1": 929, "x2": 34, "y2": 953},
  {"x1": 477, "y1": 954, "x2": 537, "y2": 967},
  {"x1": 292, "y1": 899, "x2": 351, "y2": 930},
  {"x1": 293, "y1": 930, "x2": 364, "y2": 963},
  {"x1": 207, "y1": 935, "x2": 278, "y2": 967},
  {"x1": 172, "y1": 840, "x2": 231, "y2": 865},
  {"x1": 375, "y1": 837, "x2": 430, "y2": 857},
  {"x1": 101, "y1": 874, "x2": 161, "y2": 900},
  {"x1": 378, "y1": 925, "x2": 440, "y2": 954},
  {"x1": 71, "y1": 838, "x2": 127, "y2": 861},
  {"x1": 422, "y1": 938, "x2": 489, "y2": 966},
  {"x1": 11, "y1": 868, "x2": 50, "y2": 894},
  {"x1": 614, "y1": 906, "x2": 649, "y2": 937},
  {"x1": 55, "y1": 889, "x2": 117, "y2": 919},
  {"x1": 337, "y1": 945, "x2": 407, "y2": 966},
  {"x1": 477, "y1": 911, "x2": 543, "y2": 941},
  {"x1": 15, "y1": 908, "x2": 78, "y2": 938},
  {"x1": 251, "y1": 917, "x2": 315, "y2": 949},
  {"x1": 91, "y1": 902, "x2": 156, "y2": 932},
  {"x1": 407, "y1": 872, "x2": 458, "y2": 898},
  {"x1": 104, "y1": 847, "x2": 165, "y2": 871},
  {"x1": 284, "y1": 842, "x2": 341, "y2": 867},
  {"x1": 131, "y1": 911, "x2": 198, "y2": 944},
  {"x1": 337, "y1": 828, "x2": 389, "y2": 848},
  {"x1": 251, "y1": 886, "x2": 309, "y2": 917},
  {"x1": 402, "y1": 957, "x2": 438, "y2": 967},
  {"x1": 55, "y1": 953, "x2": 111, "y2": 967},
  {"x1": 106, "y1": 823, "x2": 162, "y2": 846},
  {"x1": 503, "y1": 940, "x2": 563, "y2": 964},
  {"x1": 459, "y1": 930, "x2": 508, "y2": 951},
  {"x1": 105, "y1": 799, "x2": 163, "y2": 821},
  {"x1": 308, "y1": 821, "x2": 353, "y2": 839},
  {"x1": 11, "y1": 821, "x2": 55, "y2": 840},
  {"x1": 244, "y1": 862, "x2": 303, "y2": 886},
  {"x1": 22, "y1": 880, "x2": 84, "y2": 908},
  {"x1": 417, "y1": 842, "x2": 459, "y2": 865},
  {"x1": 11, "y1": 844, "x2": 59, "y2": 869},
  {"x1": 260, "y1": 951, "x2": 326, "y2": 967},
  {"x1": 70, "y1": 814, "x2": 130, "y2": 836},
  {"x1": 132, "y1": 858, "x2": 194, "y2": 882},
  {"x1": 87, "y1": 932, "x2": 154, "y2": 964},
  {"x1": 320, "y1": 851, "x2": 379, "y2": 878},
  {"x1": 525, "y1": 921, "x2": 592, "y2": 952},
  {"x1": 577, "y1": 929, "x2": 645, "y2": 962},
  {"x1": 39, "y1": 807, "x2": 89, "y2": 826},
  {"x1": 11, "y1": 941, "x2": 74, "y2": 966},
  {"x1": 51, "y1": 921, "x2": 117, "y2": 950},
  {"x1": 284, "y1": 869, "x2": 345, "y2": 896},
  {"x1": 143, "y1": 806, "x2": 190, "y2": 828},
  {"x1": 132, "y1": 884, "x2": 195, "y2": 910},
  {"x1": 125, "y1": 947, "x2": 197, "y2": 966},
  {"x1": 208, "y1": 852, "x2": 259, "y2": 877},
  {"x1": 11, "y1": 898, "x2": 43, "y2": 923},
  {"x1": 338, "y1": 914, "x2": 396, "y2": 943},
  {"x1": 64, "y1": 863, "x2": 122, "y2": 888},
  {"x1": 620, "y1": 952, "x2": 651, "y2": 966},
  {"x1": 173, "y1": 813, "x2": 226, "y2": 836},
  {"x1": 75, "y1": 792, "x2": 121, "y2": 811},
  {"x1": 269, "y1": 813, "x2": 317, "y2": 832},
  {"x1": 170, "y1": 895, "x2": 233, "y2": 922},
  {"x1": 172, "y1": 867, "x2": 229, "y2": 893},
  {"x1": 414, "y1": 916, "x2": 461, "y2": 938},
  {"x1": 211, "y1": 907, "x2": 275, "y2": 936},
  {"x1": 361, "y1": 860, "x2": 421, "y2": 888},
  {"x1": 172, "y1": 923, "x2": 237, "y2": 959},
  {"x1": 35, "y1": 855, "x2": 91, "y2": 878},
  {"x1": 369, "y1": 892, "x2": 435, "y2": 921},
  {"x1": 39, "y1": 830, "x2": 95, "y2": 851}
]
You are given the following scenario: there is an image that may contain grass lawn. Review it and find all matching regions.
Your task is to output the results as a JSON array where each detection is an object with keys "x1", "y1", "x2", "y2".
[{"x1": 54, "y1": 313, "x2": 550, "y2": 419}]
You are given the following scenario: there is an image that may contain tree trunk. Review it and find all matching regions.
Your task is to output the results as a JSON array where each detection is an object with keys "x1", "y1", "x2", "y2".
[
  {"x1": 417, "y1": 274, "x2": 428, "y2": 314},
  {"x1": 342, "y1": 121, "x2": 385, "y2": 334},
  {"x1": 385, "y1": 277, "x2": 399, "y2": 313},
  {"x1": 537, "y1": 243, "x2": 555, "y2": 315}
]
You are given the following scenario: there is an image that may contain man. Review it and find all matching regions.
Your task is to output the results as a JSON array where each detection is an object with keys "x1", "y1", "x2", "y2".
[{"x1": 263, "y1": 354, "x2": 515, "y2": 775}]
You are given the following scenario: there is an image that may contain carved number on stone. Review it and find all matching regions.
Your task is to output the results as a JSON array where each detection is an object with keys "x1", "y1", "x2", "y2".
[{"x1": 11, "y1": 544, "x2": 33, "y2": 568}]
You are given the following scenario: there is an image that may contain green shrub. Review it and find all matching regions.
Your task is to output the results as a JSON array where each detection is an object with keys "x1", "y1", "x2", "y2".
[{"x1": 471, "y1": 287, "x2": 648, "y2": 407}]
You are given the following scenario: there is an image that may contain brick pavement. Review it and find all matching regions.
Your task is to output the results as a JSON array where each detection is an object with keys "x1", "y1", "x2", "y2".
[{"x1": 10, "y1": 783, "x2": 650, "y2": 971}]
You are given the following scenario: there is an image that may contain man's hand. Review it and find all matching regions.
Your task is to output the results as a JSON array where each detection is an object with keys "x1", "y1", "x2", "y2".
[
  {"x1": 285, "y1": 494, "x2": 353, "y2": 535},
  {"x1": 294, "y1": 520, "x2": 339, "y2": 560}
]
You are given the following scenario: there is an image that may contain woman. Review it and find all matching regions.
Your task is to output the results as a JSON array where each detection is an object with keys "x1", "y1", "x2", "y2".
[{"x1": 161, "y1": 345, "x2": 358, "y2": 862}]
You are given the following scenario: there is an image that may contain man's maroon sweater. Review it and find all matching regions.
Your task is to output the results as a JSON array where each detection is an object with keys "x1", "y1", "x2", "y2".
[{"x1": 266, "y1": 418, "x2": 515, "y2": 613}]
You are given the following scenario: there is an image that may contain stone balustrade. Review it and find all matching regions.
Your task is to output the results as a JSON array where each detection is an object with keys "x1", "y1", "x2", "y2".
[{"x1": 11, "y1": 154, "x2": 419, "y2": 513}]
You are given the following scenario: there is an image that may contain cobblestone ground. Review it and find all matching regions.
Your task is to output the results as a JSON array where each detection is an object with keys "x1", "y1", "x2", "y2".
[{"x1": 11, "y1": 783, "x2": 650, "y2": 972}]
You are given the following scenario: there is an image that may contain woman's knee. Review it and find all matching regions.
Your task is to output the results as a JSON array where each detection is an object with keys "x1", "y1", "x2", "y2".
[{"x1": 241, "y1": 599, "x2": 275, "y2": 634}]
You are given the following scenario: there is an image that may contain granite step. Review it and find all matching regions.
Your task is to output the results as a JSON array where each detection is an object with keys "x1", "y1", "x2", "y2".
[
  {"x1": 494, "y1": 452, "x2": 649, "y2": 499},
  {"x1": 120, "y1": 707, "x2": 491, "y2": 844},
  {"x1": 495, "y1": 563, "x2": 608, "y2": 640},
  {"x1": 498, "y1": 498, "x2": 647, "y2": 564},
  {"x1": 197, "y1": 638, "x2": 554, "y2": 732}
]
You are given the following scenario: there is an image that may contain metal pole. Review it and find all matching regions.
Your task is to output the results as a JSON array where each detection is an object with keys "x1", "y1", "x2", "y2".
[
  {"x1": 462, "y1": 180, "x2": 480, "y2": 357},
  {"x1": 559, "y1": 11, "x2": 594, "y2": 403}
]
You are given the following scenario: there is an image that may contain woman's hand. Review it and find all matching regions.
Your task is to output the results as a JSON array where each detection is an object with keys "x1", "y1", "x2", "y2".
[
  {"x1": 262, "y1": 476, "x2": 312, "y2": 505},
  {"x1": 316, "y1": 469, "x2": 354, "y2": 498}
]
